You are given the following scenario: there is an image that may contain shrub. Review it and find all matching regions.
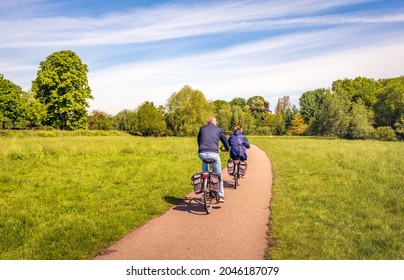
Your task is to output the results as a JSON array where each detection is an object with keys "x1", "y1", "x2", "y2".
[
  {"x1": 254, "y1": 126, "x2": 272, "y2": 135},
  {"x1": 374, "y1": 126, "x2": 397, "y2": 141}
]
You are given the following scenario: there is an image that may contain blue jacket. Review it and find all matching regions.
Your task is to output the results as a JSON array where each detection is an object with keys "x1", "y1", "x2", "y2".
[
  {"x1": 198, "y1": 123, "x2": 229, "y2": 153},
  {"x1": 228, "y1": 130, "x2": 250, "y2": 160}
]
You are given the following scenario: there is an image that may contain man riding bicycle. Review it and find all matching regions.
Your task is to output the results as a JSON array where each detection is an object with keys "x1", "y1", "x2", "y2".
[{"x1": 197, "y1": 117, "x2": 229, "y2": 203}]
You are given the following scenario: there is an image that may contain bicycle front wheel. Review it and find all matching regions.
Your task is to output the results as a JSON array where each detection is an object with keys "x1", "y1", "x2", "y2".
[{"x1": 234, "y1": 165, "x2": 238, "y2": 189}]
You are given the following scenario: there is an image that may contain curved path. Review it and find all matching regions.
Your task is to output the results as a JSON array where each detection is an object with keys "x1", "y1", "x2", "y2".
[{"x1": 95, "y1": 144, "x2": 272, "y2": 260}]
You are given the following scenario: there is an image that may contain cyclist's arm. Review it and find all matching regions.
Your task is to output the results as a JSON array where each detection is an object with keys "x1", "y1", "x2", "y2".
[
  {"x1": 219, "y1": 131, "x2": 230, "y2": 151},
  {"x1": 244, "y1": 135, "x2": 251, "y2": 149}
]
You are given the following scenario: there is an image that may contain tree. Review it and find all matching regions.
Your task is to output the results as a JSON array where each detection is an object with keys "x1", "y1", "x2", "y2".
[
  {"x1": 264, "y1": 113, "x2": 286, "y2": 135},
  {"x1": 0, "y1": 74, "x2": 25, "y2": 129},
  {"x1": 88, "y1": 110, "x2": 113, "y2": 130},
  {"x1": 212, "y1": 100, "x2": 229, "y2": 111},
  {"x1": 247, "y1": 96, "x2": 270, "y2": 127},
  {"x1": 315, "y1": 92, "x2": 350, "y2": 137},
  {"x1": 275, "y1": 96, "x2": 291, "y2": 115},
  {"x1": 332, "y1": 77, "x2": 380, "y2": 109},
  {"x1": 216, "y1": 103, "x2": 232, "y2": 132},
  {"x1": 394, "y1": 114, "x2": 404, "y2": 140},
  {"x1": 21, "y1": 90, "x2": 46, "y2": 128},
  {"x1": 374, "y1": 77, "x2": 404, "y2": 129},
  {"x1": 229, "y1": 97, "x2": 247, "y2": 108},
  {"x1": 113, "y1": 109, "x2": 137, "y2": 133},
  {"x1": 32, "y1": 50, "x2": 93, "y2": 130},
  {"x1": 299, "y1": 88, "x2": 328, "y2": 132},
  {"x1": 283, "y1": 105, "x2": 299, "y2": 129},
  {"x1": 288, "y1": 113, "x2": 308, "y2": 135},
  {"x1": 136, "y1": 101, "x2": 167, "y2": 136},
  {"x1": 348, "y1": 101, "x2": 374, "y2": 139},
  {"x1": 374, "y1": 126, "x2": 397, "y2": 141},
  {"x1": 165, "y1": 85, "x2": 213, "y2": 136},
  {"x1": 231, "y1": 104, "x2": 255, "y2": 134}
]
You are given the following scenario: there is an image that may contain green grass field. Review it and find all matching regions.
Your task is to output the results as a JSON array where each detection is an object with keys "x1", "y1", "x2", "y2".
[
  {"x1": 0, "y1": 136, "x2": 203, "y2": 259},
  {"x1": 1, "y1": 135, "x2": 403, "y2": 259},
  {"x1": 251, "y1": 136, "x2": 403, "y2": 259}
]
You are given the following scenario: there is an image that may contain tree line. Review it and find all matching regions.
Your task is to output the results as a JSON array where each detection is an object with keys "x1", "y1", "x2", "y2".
[{"x1": 1, "y1": 50, "x2": 403, "y2": 140}]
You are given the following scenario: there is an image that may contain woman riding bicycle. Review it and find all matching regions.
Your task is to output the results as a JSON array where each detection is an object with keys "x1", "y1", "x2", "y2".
[
  {"x1": 197, "y1": 117, "x2": 229, "y2": 203},
  {"x1": 228, "y1": 125, "x2": 250, "y2": 161}
]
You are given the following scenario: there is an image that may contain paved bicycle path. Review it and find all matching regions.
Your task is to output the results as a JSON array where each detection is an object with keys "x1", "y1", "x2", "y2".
[{"x1": 95, "y1": 144, "x2": 272, "y2": 260}]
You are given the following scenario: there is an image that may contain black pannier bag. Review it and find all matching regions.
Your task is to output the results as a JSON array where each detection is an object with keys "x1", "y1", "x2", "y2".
[
  {"x1": 227, "y1": 159, "x2": 234, "y2": 175},
  {"x1": 209, "y1": 173, "x2": 221, "y2": 192},
  {"x1": 191, "y1": 173, "x2": 203, "y2": 194},
  {"x1": 239, "y1": 161, "x2": 247, "y2": 176}
]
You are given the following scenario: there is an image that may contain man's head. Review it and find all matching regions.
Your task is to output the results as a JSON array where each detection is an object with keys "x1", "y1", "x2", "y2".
[{"x1": 207, "y1": 117, "x2": 217, "y2": 126}]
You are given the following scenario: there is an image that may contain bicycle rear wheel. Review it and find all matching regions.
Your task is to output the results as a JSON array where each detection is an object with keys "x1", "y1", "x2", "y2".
[
  {"x1": 204, "y1": 190, "x2": 213, "y2": 214},
  {"x1": 203, "y1": 179, "x2": 213, "y2": 214}
]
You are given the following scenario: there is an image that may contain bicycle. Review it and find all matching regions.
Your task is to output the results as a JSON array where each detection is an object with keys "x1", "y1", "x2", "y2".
[
  {"x1": 232, "y1": 158, "x2": 241, "y2": 189},
  {"x1": 228, "y1": 158, "x2": 247, "y2": 189},
  {"x1": 201, "y1": 158, "x2": 220, "y2": 214},
  {"x1": 191, "y1": 158, "x2": 221, "y2": 214}
]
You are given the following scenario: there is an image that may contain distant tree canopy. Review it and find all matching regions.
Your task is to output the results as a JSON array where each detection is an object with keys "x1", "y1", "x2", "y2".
[
  {"x1": 1, "y1": 49, "x2": 402, "y2": 141},
  {"x1": 112, "y1": 76, "x2": 403, "y2": 140},
  {"x1": 299, "y1": 76, "x2": 404, "y2": 140},
  {"x1": 88, "y1": 110, "x2": 113, "y2": 131},
  {"x1": 32, "y1": 50, "x2": 93, "y2": 130}
]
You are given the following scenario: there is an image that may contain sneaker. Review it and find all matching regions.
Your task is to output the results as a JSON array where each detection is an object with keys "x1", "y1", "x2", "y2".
[{"x1": 218, "y1": 197, "x2": 225, "y2": 203}]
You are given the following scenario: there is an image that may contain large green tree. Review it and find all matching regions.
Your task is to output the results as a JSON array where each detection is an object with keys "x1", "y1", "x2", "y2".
[
  {"x1": 315, "y1": 92, "x2": 351, "y2": 137},
  {"x1": 0, "y1": 74, "x2": 25, "y2": 129},
  {"x1": 299, "y1": 88, "x2": 328, "y2": 133},
  {"x1": 247, "y1": 96, "x2": 270, "y2": 127},
  {"x1": 374, "y1": 77, "x2": 404, "y2": 129},
  {"x1": 332, "y1": 77, "x2": 380, "y2": 108},
  {"x1": 165, "y1": 85, "x2": 212, "y2": 136},
  {"x1": 32, "y1": 50, "x2": 93, "y2": 130},
  {"x1": 136, "y1": 102, "x2": 167, "y2": 136}
]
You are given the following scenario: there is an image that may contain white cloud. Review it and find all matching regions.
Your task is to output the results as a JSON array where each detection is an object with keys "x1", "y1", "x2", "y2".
[
  {"x1": 1, "y1": 0, "x2": 404, "y2": 114},
  {"x1": 88, "y1": 30, "x2": 404, "y2": 114}
]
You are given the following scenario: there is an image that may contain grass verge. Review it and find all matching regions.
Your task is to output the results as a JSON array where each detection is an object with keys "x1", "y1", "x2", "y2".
[{"x1": 251, "y1": 136, "x2": 403, "y2": 259}]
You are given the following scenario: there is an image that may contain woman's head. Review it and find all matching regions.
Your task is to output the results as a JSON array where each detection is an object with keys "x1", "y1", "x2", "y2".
[{"x1": 234, "y1": 125, "x2": 242, "y2": 132}]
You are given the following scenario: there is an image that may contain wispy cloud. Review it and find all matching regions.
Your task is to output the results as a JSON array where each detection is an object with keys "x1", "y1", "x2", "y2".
[
  {"x1": 88, "y1": 28, "x2": 404, "y2": 113},
  {"x1": 2, "y1": 0, "x2": 402, "y2": 48}
]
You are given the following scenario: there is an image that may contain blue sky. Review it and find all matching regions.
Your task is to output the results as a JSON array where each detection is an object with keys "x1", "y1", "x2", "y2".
[{"x1": 1, "y1": 0, "x2": 404, "y2": 114}]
